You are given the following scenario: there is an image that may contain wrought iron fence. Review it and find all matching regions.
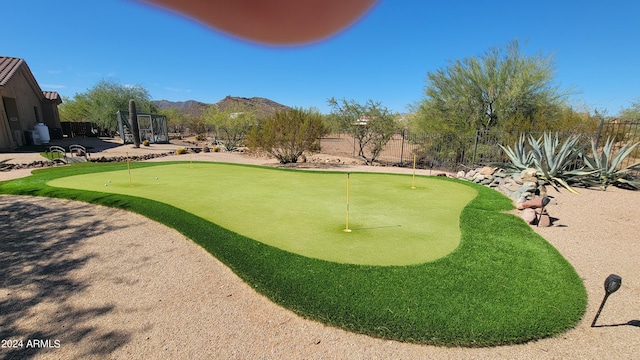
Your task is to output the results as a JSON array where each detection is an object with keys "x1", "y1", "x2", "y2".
[
  {"x1": 595, "y1": 120, "x2": 640, "y2": 169},
  {"x1": 320, "y1": 119, "x2": 640, "y2": 176}
]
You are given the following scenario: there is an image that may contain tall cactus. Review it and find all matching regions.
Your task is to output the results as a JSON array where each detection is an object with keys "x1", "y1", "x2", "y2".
[{"x1": 129, "y1": 99, "x2": 141, "y2": 148}]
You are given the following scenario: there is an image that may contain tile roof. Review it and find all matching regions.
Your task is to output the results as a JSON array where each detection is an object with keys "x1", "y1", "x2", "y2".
[
  {"x1": 0, "y1": 56, "x2": 24, "y2": 86},
  {"x1": 0, "y1": 56, "x2": 61, "y2": 103},
  {"x1": 43, "y1": 91, "x2": 61, "y2": 102}
]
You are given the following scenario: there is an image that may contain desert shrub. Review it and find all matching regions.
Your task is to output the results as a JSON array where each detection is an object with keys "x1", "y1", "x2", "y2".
[
  {"x1": 175, "y1": 147, "x2": 187, "y2": 155},
  {"x1": 142, "y1": 139, "x2": 150, "y2": 147},
  {"x1": 195, "y1": 133, "x2": 208, "y2": 141},
  {"x1": 247, "y1": 107, "x2": 326, "y2": 164}
]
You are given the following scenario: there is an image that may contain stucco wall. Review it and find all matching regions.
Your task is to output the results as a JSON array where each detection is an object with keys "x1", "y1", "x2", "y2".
[{"x1": 0, "y1": 66, "x2": 50, "y2": 149}]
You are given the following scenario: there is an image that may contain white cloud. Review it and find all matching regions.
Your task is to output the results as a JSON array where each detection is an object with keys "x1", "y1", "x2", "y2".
[
  {"x1": 40, "y1": 84, "x2": 66, "y2": 89},
  {"x1": 124, "y1": 84, "x2": 146, "y2": 90},
  {"x1": 164, "y1": 87, "x2": 192, "y2": 93}
]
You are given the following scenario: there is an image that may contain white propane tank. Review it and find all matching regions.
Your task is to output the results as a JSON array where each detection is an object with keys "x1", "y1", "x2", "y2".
[{"x1": 34, "y1": 123, "x2": 50, "y2": 144}]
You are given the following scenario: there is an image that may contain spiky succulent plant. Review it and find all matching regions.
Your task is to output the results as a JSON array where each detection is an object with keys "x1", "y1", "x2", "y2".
[
  {"x1": 580, "y1": 138, "x2": 640, "y2": 190},
  {"x1": 527, "y1": 132, "x2": 593, "y2": 194},
  {"x1": 498, "y1": 134, "x2": 533, "y2": 172}
]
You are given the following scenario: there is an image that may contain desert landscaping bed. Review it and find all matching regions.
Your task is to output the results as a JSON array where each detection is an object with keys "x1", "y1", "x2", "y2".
[{"x1": 1, "y1": 147, "x2": 639, "y2": 359}]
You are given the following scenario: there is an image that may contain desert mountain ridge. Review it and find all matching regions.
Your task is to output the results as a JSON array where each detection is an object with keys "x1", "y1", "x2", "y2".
[{"x1": 153, "y1": 96, "x2": 290, "y2": 118}]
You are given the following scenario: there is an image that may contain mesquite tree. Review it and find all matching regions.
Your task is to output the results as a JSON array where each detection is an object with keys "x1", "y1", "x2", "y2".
[{"x1": 328, "y1": 98, "x2": 398, "y2": 165}]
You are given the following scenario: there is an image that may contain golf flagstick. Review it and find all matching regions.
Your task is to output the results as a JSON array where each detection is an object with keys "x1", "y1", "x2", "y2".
[
  {"x1": 411, "y1": 154, "x2": 416, "y2": 189},
  {"x1": 126, "y1": 152, "x2": 133, "y2": 187},
  {"x1": 344, "y1": 172, "x2": 352, "y2": 232}
]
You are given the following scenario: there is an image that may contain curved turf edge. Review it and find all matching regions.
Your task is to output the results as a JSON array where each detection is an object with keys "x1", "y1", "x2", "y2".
[{"x1": 0, "y1": 162, "x2": 587, "y2": 347}]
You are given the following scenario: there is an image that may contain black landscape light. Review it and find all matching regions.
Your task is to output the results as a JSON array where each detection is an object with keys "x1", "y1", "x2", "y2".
[
  {"x1": 536, "y1": 196, "x2": 552, "y2": 227},
  {"x1": 591, "y1": 274, "x2": 622, "y2": 327}
]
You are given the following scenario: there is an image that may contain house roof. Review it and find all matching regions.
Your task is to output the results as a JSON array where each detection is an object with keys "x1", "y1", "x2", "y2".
[
  {"x1": 0, "y1": 56, "x2": 24, "y2": 86},
  {"x1": 0, "y1": 56, "x2": 61, "y2": 103},
  {"x1": 43, "y1": 91, "x2": 62, "y2": 103}
]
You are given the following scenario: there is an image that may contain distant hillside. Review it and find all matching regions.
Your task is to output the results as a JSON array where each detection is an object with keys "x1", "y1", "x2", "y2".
[
  {"x1": 153, "y1": 99, "x2": 208, "y2": 110},
  {"x1": 153, "y1": 96, "x2": 290, "y2": 118}
]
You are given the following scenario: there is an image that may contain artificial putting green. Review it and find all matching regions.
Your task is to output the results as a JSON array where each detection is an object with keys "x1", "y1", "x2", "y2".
[
  {"x1": 48, "y1": 162, "x2": 477, "y2": 265},
  {"x1": 0, "y1": 162, "x2": 587, "y2": 346}
]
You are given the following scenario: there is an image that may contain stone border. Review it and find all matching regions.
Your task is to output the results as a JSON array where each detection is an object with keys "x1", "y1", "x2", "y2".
[{"x1": 456, "y1": 166, "x2": 556, "y2": 226}]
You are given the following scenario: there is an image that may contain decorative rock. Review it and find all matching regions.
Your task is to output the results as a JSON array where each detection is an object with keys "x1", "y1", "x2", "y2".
[
  {"x1": 521, "y1": 181, "x2": 538, "y2": 193},
  {"x1": 521, "y1": 168, "x2": 538, "y2": 183},
  {"x1": 480, "y1": 178, "x2": 493, "y2": 185},
  {"x1": 536, "y1": 209, "x2": 552, "y2": 227},
  {"x1": 478, "y1": 166, "x2": 496, "y2": 175},
  {"x1": 512, "y1": 174, "x2": 524, "y2": 185},
  {"x1": 507, "y1": 182, "x2": 521, "y2": 192},
  {"x1": 521, "y1": 208, "x2": 537, "y2": 224},
  {"x1": 454, "y1": 165, "x2": 553, "y2": 227},
  {"x1": 519, "y1": 191, "x2": 533, "y2": 200},
  {"x1": 517, "y1": 197, "x2": 543, "y2": 209},
  {"x1": 493, "y1": 168, "x2": 508, "y2": 178},
  {"x1": 538, "y1": 185, "x2": 548, "y2": 197}
]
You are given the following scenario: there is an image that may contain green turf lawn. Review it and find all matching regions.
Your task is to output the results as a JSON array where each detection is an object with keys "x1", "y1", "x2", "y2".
[
  {"x1": 0, "y1": 161, "x2": 587, "y2": 346},
  {"x1": 47, "y1": 163, "x2": 477, "y2": 265}
]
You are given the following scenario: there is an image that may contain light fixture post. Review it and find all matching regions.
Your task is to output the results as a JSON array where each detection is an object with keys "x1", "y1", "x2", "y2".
[
  {"x1": 536, "y1": 196, "x2": 551, "y2": 227},
  {"x1": 591, "y1": 274, "x2": 622, "y2": 327}
]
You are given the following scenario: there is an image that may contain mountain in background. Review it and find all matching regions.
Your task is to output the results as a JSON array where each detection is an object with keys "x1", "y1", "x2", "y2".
[{"x1": 153, "y1": 96, "x2": 290, "y2": 118}]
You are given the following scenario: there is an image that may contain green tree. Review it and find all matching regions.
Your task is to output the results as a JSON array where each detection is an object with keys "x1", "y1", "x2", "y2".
[
  {"x1": 247, "y1": 107, "x2": 326, "y2": 164},
  {"x1": 321, "y1": 112, "x2": 344, "y2": 134},
  {"x1": 59, "y1": 79, "x2": 156, "y2": 133},
  {"x1": 328, "y1": 98, "x2": 399, "y2": 165},
  {"x1": 619, "y1": 98, "x2": 640, "y2": 121},
  {"x1": 203, "y1": 105, "x2": 257, "y2": 151},
  {"x1": 158, "y1": 108, "x2": 187, "y2": 134},
  {"x1": 501, "y1": 105, "x2": 601, "y2": 134},
  {"x1": 412, "y1": 40, "x2": 568, "y2": 135}
]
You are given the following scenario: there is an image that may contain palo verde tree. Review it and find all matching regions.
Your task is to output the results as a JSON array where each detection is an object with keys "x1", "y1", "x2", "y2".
[
  {"x1": 328, "y1": 97, "x2": 399, "y2": 165},
  {"x1": 247, "y1": 107, "x2": 326, "y2": 164},
  {"x1": 158, "y1": 107, "x2": 188, "y2": 134},
  {"x1": 59, "y1": 79, "x2": 157, "y2": 134},
  {"x1": 619, "y1": 98, "x2": 640, "y2": 121},
  {"x1": 411, "y1": 39, "x2": 568, "y2": 135},
  {"x1": 203, "y1": 105, "x2": 257, "y2": 151}
]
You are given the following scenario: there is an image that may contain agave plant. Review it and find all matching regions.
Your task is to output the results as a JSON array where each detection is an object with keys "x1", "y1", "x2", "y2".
[
  {"x1": 580, "y1": 138, "x2": 640, "y2": 190},
  {"x1": 527, "y1": 132, "x2": 592, "y2": 194},
  {"x1": 498, "y1": 134, "x2": 533, "y2": 172}
]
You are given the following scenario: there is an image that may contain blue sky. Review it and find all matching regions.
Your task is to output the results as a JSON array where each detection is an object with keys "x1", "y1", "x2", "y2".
[{"x1": 4, "y1": 0, "x2": 640, "y2": 115}]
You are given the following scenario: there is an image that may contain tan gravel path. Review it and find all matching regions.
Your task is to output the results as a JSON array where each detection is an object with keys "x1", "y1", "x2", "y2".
[{"x1": 1, "y1": 148, "x2": 639, "y2": 359}]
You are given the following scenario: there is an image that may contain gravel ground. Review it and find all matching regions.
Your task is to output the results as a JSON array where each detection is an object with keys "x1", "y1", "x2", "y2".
[{"x1": 1, "y1": 145, "x2": 639, "y2": 359}]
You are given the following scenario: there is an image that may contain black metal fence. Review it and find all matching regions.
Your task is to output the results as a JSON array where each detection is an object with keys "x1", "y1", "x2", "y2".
[
  {"x1": 320, "y1": 120, "x2": 640, "y2": 175},
  {"x1": 595, "y1": 120, "x2": 640, "y2": 169},
  {"x1": 60, "y1": 122, "x2": 99, "y2": 138}
]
